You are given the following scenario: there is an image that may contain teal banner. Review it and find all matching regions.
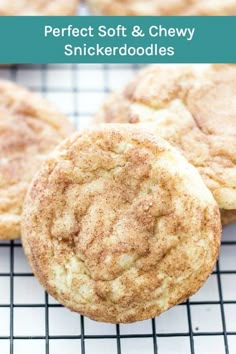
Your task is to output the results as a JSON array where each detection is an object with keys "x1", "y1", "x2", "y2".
[{"x1": 0, "y1": 16, "x2": 235, "y2": 63}]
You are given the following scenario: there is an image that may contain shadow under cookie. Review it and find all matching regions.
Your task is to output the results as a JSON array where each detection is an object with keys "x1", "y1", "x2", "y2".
[{"x1": 221, "y1": 209, "x2": 236, "y2": 226}]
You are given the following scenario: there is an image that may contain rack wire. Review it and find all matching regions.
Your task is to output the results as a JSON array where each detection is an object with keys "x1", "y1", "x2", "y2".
[{"x1": 0, "y1": 64, "x2": 236, "y2": 354}]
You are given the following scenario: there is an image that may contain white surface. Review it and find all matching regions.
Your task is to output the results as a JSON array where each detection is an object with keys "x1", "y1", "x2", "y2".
[{"x1": 0, "y1": 64, "x2": 235, "y2": 354}]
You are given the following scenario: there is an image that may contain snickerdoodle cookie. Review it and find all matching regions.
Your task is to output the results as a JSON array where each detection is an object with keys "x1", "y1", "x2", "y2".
[
  {"x1": 22, "y1": 125, "x2": 221, "y2": 323},
  {"x1": 0, "y1": 0, "x2": 78, "y2": 15},
  {"x1": 95, "y1": 64, "x2": 236, "y2": 224},
  {"x1": 87, "y1": 0, "x2": 236, "y2": 15},
  {"x1": 0, "y1": 80, "x2": 74, "y2": 240}
]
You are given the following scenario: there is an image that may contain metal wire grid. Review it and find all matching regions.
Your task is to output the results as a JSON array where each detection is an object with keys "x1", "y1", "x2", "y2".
[{"x1": 0, "y1": 64, "x2": 235, "y2": 354}]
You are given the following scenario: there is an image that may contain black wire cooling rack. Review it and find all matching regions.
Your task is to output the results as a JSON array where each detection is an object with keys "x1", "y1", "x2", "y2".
[{"x1": 0, "y1": 64, "x2": 236, "y2": 354}]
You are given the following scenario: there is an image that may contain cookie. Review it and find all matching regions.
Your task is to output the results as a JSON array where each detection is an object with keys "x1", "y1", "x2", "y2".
[
  {"x1": 0, "y1": 0, "x2": 78, "y2": 15},
  {"x1": 87, "y1": 0, "x2": 236, "y2": 15},
  {"x1": 0, "y1": 80, "x2": 74, "y2": 240},
  {"x1": 96, "y1": 64, "x2": 236, "y2": 217},
  {"x1": 22, "y1": 125, "x2": 221, "y2": 323}
]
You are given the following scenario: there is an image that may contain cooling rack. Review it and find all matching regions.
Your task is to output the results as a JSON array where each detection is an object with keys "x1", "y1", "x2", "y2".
[{"x1": 0, "y1": 64, "x2": 236, "y2": 354}]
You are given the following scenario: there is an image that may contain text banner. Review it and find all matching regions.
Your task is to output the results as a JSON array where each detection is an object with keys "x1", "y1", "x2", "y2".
[{"x1": 0, "y1": 16, "x2": 235, "y2": 63}]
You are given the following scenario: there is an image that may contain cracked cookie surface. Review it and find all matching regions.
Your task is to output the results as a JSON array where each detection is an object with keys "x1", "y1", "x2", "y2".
[
  {"x1": 96, "y1": 64, "x2": 236, "y2": 220},
  {"x1": 87, "y1": 0, "x2": 236, "y2": 15},
  {"x1": 0, "y1": 80, "x2": 74, "y2": 239},
  {"x1": 22, "y1": 125, "x2": 221, "y2": 323},
  {"x1": 0, "y1": 0, "x2": 78, "y2": 15}
]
